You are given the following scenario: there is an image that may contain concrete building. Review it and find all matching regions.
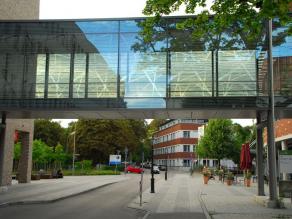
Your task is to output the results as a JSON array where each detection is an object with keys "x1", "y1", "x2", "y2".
[
  {"x1": 0, "y1": 0, "x2": 39, "y2": 188},
  {"x1": 153, "y1": 119, "x2": 207, "y2": 170},
  {"x1": 264, "y1": 119, "x2": 292, "y2": 180}
]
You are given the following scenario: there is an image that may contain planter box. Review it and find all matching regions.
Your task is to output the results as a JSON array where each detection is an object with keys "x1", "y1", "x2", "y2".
[
  {"x1": 31, "y1": 174, "x2": 40, "y2": 180},
  {"x1": 40, "y1": 174, "x2": 52, "y2": 179}
]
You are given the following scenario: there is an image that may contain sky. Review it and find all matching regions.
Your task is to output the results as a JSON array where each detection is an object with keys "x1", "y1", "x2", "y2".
[{"x1": 42, "y1": 0, "x2": 253, "y2": 128}]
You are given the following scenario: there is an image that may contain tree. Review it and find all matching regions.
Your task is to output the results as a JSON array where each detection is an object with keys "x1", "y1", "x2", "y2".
[
  {"x1": 54, "y1": 143, "x2": 67, "y2": 169},
  {"x1": 74, "y1": 119, "x2": 147, "y2": 164},
  {"x1": 197, "y1": 119, "x2": 238, "y2": 165},
  {"x1": 34, "y1": 119, "x2": 67, "y2": 148},
  {"x1": 142, "y1": 0, "x2": 291, "y2": 43}
]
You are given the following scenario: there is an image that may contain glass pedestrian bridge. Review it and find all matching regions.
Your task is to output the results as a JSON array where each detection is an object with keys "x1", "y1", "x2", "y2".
[{"x1": 0, "y1": 17, "x2": 291, "y2": 119}]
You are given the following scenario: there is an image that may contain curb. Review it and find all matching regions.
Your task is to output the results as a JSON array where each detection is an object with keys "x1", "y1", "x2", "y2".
[
  {"x1": 198, "y1": 190, "x2": 212, "y2": 219},
  {"x1": 0, "y1": 182, "x2": 117, "y2": 208}
]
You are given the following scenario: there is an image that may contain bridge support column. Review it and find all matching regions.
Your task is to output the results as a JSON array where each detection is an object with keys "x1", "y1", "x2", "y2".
[
  {"x1": 18, "y1": 131, "x2": 33, "y2": 183},
  {"x1": 0, "y1": 116, "x2": 14, "y2": 187},
  {"x1": 0, "y1": 118, "x2": 34, "y2": 187},
  {"x1": 256, "y1": 112, "x2": 265, "y2": 196}
]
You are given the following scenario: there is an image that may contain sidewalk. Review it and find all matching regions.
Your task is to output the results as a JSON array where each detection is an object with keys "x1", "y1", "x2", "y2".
[
  {"x1": 128, "y1": 172, "x2": 205, "y2": 218},
  {"x1": 200, "y1": 174, "x2": 292, "y2": 219},
  {"x1": 129, "y1": 172, "x2": 292, "y2": 219},
  {"x1": 0, "y1": 175, "x2": 127, "y2": 206}
]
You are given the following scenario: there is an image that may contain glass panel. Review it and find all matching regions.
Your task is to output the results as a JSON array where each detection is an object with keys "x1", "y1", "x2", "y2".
[
  {"x1": 36, "y1": 54, "x2": 46, "y2": 83},
  {"x1": 35, "y1": 54, "x2": 46, "y2": 98},
  {"x1": 120, "y1": 33, "x2": 167, "y2": 53},
  {"x1": 48, "y1": 54, "x2": 70, "y2": 98},
  {"x1": 218, "y1": 50, "x2": 256, "y2": 96},
  {"x1": 74, "y1": 54, "x2": 86, "y2": 83},
  {"x1": 88, "y1": 53, "x2": 117, "y2": 98},
  {"x1": 48, "y1": 84, "x2": 69, "y2": 98},
  {"x1": 76, "y1": 21, "x2": 119, "y2": 33},
  {"x1": 272, "y1": 22, "x2": 292, "y2": 96},
  {"x1": 35, "y1": 84, "x2": 45, "y2": 98},
  {"x1": 120, "y1": 20, "x2": 142, "y2": 33},
  {"x1": 73, "y1": 84, "x2": 85, "y2": 98},
  {"x1": 120, "y1": 52, "x2": 166, "y2": 97},
  {"x1": 170, "y1": 51, "x2": 212, "y2": 97}
]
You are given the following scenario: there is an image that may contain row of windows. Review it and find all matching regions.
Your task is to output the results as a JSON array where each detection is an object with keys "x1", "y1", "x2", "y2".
[
  {"x1": 159, "y1": 119, "x2": 207, "y2": 131},
  {"x1": 154, "y1": 144, "x2": 196, "y2": 155},
  {"x1": 155, "y1": 159, "x2": 192, "y2": 167},
  {"x1": 154, "y1": 130, "x2": 196, "y2": 144}
]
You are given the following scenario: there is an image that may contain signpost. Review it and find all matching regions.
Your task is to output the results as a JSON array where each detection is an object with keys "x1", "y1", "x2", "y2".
[
  {"x1": 279, "y1": 150, "x2": 292, "y2": 202},
  {"x1": 109, "y1": 155, "x2": 121, "y2": 165},
  {"x1": 124, "y1": 147, "x2": 128, "y2": 174},
  {"x1": 279, "y1": 150, "x2": 292, "y2": 174}
]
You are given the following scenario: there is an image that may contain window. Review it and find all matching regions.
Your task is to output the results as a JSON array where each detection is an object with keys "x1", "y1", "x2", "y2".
[
  {"x1": 183, "y1": 131, "x2": 190, "y2": 138},
  {"x1": 183, "y1": 145, "x2": 190, "y2": 152},
  {"x1": 183, "y1": 159, "x2": 190, "y2": 167}
]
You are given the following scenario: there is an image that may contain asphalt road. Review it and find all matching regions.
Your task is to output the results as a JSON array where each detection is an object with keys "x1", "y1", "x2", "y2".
[
  {"x1": 0, "y1": 172, "x2": 206, "y2": 219},
  {"x1": 0, "y1": 173, "x2": 150, "y2": 219}
]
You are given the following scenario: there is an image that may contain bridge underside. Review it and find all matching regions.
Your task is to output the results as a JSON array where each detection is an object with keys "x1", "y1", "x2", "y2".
[{"x1": 1, "y1": 96, "x2": 292, "y2": 119}]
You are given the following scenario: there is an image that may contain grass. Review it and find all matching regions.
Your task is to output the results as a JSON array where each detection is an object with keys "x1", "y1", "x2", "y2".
[{"x1": 62, "y1": 169, "x2": 121, "y2": 176}]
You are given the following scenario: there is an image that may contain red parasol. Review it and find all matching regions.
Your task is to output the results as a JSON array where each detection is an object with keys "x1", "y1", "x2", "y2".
[{"x1": 240, "y1": 143, "x2": 252, "y2": 170}]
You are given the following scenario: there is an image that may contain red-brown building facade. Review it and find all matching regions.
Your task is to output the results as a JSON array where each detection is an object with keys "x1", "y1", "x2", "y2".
[{"x1": 153, "y1": 119, "x2": 207, "y2": 169}]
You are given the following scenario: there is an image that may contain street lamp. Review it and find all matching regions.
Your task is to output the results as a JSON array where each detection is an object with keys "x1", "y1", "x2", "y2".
[
  {"x1": 150, "y1": 136, "x2": 155, "y2": 193},
  {"x1": 69, "y1": 123, "x2": 77, "y2": 176}
]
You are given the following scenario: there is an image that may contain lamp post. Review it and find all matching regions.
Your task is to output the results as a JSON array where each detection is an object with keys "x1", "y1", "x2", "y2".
[
  {"x1": 69, "y1": 123, "x2": 77, "y2": 176},
  {"x1": 165, "y1": 154, "x2": 168, "y2": 181},
  {"x1": 150, "y1": 137, "x2": 155, "y2": 193}
]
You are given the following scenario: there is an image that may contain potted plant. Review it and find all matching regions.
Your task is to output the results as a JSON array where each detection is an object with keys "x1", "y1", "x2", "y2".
[
  {"x1": 226, "y1": 172, "x2": 234, "y2": 186},
  {"x1": 218, "y1": 169, "x2": 224, "y2": 181},
  {"x1": 202, "y1": 167, "x2": 210, "y2": 184},
  {"x1": 244, "y1": 171, "x2": 252, "y2": 187}
]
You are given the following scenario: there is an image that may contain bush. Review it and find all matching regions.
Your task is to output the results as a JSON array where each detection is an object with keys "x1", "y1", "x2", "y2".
[
  {"x1": 62, "y1": 169, "x2": 120, "y2": 176},
  {"x1": 102, "y1": 165, "x2": 124, "y2": 172},
  {"x1": 75, "y1": 160, "x2": 93, "y2": 170}
]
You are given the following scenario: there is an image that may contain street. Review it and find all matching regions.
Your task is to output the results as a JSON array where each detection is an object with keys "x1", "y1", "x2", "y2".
[
  {"x1": 0, "y1": 172, "x2": 207, "y2": 219},
  {"x1": 0, "y1": 174, "x2": 150, "y2": 219}
]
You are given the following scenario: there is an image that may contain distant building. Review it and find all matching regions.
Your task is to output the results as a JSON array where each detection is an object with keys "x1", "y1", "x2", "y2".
[{"x1": 153, "y1": 119, "x2": 207, "y2": 170}]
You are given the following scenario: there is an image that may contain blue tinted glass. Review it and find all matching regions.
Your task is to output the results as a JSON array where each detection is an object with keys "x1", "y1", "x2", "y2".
[
  {"x1": 120, "y1": 20, "x2": 142, "y2": 33},
  {"x1": 76, "y1": 21, "x2": 119, "y2": 33},
  {"x1": 120, "y1": 33, "x2": 167, "y2": 53},
  {"x1": 125, "y1": 98, "x2": 166, "y2": 108},
  {"x1": 81, "y1": 33, "x2": 118, "y2": 53}
]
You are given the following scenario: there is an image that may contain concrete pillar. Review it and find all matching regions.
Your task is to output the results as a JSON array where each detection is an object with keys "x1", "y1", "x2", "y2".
[
  {"x1": 281, "y1": 141, "x2": 288, "y2": 180},
  {"x1": 0, "y1": 119, "x2": 34, "y2": 187},
  {"x1": 18, "y1": 132, "x2": 33, "y2": 183},
  {"x1": 0, "y1": 117, "x2": 14, "y2": 187},
  {"x1": 256, "y1": 112, "x2": 265, "y2": 196},
  {"x1": 267, "y1": 109, "x2": 278, "y2": 203}
]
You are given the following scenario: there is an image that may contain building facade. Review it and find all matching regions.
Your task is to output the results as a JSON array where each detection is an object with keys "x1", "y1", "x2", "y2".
[
  {"x1": 153, "y1": 119, "x2": 207, "y2": 170},
  {"x1": 0, "y1": 0, "x2": 39, "y2": 188}
]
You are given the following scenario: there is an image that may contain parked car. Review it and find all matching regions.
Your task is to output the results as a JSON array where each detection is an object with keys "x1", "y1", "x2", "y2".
[
  {"x1": 159, "y1": 165, "x2": 167, "y2": 171},
  {"x1": 125, "y1": 165, "x2": 143, "y2": 174},
  {"x1": 152, "y1": 165, "x2": 160, "y2": 174},
  {"x1": 144, "y1": 163, "x2": 151, "y2": 169}
]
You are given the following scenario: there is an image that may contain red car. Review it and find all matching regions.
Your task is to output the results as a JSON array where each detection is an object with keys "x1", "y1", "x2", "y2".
[{"x1": 125, "y1": 165, "x2": 143, "y2": 174}]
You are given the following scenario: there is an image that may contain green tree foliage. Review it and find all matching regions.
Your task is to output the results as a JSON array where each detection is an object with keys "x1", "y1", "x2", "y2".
[
  {"x1": 147, "y1": 119, "x2": 166, "y2": 136},
  {"x1": 197, "y1": 119, "x2": 254, "y2": 165},
  {"x1": 14, "y1": 142, "x2": 21, "y2": 160},
  {"x1": 74, "y1": 119, "x2": 147, "y2": 164},
  {"x1": 34, "y1": 119, "x2": 67, "y2": 147},
  {"x1": 197, "y1": 119, "x2": 237, "y2": 164},
  {"x1": 142, "y1": 0, "x2": 291, "y2": 43},
  {"x1": 32, "y1": 139, "x2": 69, "y2": 170},
  {"x1": 54, "y1": 143, "x2": 67, "y2": 168}
]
